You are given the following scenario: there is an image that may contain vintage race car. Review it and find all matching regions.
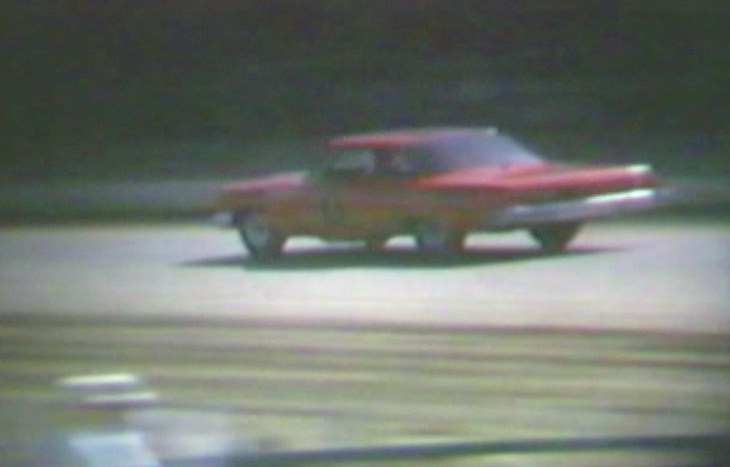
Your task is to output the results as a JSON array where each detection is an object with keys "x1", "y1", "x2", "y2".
[{"x1": 215, "y1": 127, "x2": 666, "y2": 259}]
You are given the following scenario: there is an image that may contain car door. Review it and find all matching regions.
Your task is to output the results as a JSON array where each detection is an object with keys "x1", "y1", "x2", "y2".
[
  {"x1": 329, "y1": 175, "x2": 411, "y2": 236},
  {"x1": 316, "y1": 149, "x2": 419, "y2": 238}
]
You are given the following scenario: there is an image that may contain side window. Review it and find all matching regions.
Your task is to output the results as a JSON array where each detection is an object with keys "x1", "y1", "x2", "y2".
[
  {"x1": 376, "y1": 151, "x2": 410, "y2": 175},
  {"x1": 377, "y1": 148, "x2": 430, "y2": 176},
  {"x1": 327, "y1": 149, "x2": 375, "y2": 177}
]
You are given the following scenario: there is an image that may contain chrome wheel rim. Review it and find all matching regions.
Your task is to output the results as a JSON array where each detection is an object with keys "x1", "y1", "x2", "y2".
[
  {"x1": 416, "y1": 222, "x2": 450, "y2": 252},
  {"x1": 241, "y1": 213, "x2": 273, "y2": 252}
]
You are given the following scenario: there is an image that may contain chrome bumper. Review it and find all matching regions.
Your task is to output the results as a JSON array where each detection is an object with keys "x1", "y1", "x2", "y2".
[{"x1": 489, "y1": 188, "x2": 673, "y2": 229}]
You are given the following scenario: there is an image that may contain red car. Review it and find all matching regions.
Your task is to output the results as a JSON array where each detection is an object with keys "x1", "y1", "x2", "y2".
[{"x1": 215, "y1": 127, "x2": 665, "y2": 259}]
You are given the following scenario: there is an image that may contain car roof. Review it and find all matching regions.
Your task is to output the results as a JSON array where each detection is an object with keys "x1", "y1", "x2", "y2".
[{"x1": 328, "y1": 127, "x2": 498, "y2": 150}]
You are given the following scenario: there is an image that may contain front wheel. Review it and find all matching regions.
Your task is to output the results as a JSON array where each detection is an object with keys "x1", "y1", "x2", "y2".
[
  {"x1": 235, "y1": 211, "x2": 285, "y2": 260},
  {"x1": 530, "y1": 222, "x2": 581, "y2": 253}
]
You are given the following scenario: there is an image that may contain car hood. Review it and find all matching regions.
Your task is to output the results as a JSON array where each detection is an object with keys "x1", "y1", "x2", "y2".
[{"x1": 416, "y1": 162, "x2": 658, "y2": 193}]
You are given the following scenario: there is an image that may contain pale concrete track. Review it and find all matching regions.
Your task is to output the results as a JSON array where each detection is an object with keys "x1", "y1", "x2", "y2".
[
  {"x1": 0, "y1": 221, "x2": 728, "y2": 465},
  {"x1": 0, "y1": 221, "x2": 727, "y2": 333}
]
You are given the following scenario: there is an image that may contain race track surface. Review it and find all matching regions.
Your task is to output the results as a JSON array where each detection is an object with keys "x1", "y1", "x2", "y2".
[
  {"x1": 1, "y1": 220, "x2": 729, "y2": 465},
  {"x1": 0, "y1": 220, "x2": 728, "y2": 334}
]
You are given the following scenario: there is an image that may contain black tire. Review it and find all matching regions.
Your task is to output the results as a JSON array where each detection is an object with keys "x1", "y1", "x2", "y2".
[
  {"x1": 235, "y1": 211, "x2": 285, "y2": 260},
  {"x1": 365, "y1": 235, "x2": 389, "y2": 252},
  {"x1": 414, "y1": 221, "x2": 463, "y2": 256},
  {"x1": 530, "y1": 222, "x2": 581, "y2": 253}
]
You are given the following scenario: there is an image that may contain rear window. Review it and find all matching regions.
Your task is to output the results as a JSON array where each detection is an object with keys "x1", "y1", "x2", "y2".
[{"x1": 415, "y1": 134, "x2": 543, "y2": 172}]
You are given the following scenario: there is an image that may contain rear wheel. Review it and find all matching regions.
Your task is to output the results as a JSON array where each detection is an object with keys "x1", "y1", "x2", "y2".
[
  {"x1": 414, "y1": 221, "x2": 464, "y2": 256},
  {"x1": 365, "y1": 235, "x2": 389, "y2": 252},
  {"x1": 235, "y1": 211, "x2": 285, "y2": 260},
  {"x1": 530, "y1": 222, "x2": 581, "y2": 253}
]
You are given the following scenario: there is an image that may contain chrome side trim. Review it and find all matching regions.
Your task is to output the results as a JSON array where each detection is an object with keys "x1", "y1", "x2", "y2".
[{"x1": 489, "y1": 188, "x2": 672, "y2": 229}]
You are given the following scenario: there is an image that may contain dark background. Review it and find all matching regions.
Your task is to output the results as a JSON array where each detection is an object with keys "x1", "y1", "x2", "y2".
[{"x1": 3, "y1": 0, "x2": 729, "y2": 180}]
